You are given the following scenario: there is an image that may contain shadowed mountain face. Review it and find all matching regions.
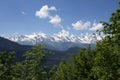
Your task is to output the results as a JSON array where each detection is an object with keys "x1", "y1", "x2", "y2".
[
  {"x1": 0, "y1": 37, "x2": 20, "y2": 50},
  {"x1": 0, "y1": 37, "x2": 32, "y2": 61},
  {"x1": 0, "y1": 37, "x2": 31, "y2": 51}
]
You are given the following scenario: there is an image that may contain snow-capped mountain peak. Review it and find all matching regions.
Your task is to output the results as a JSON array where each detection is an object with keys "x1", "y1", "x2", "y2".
[{"x1": 6, "y1": 30, "x2": 103, "y2": 51}]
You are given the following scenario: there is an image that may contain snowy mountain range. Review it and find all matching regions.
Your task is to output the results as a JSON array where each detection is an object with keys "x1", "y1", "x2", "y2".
[{"x1": 6, "y1": 30, "x2": 103, "y2": 51}]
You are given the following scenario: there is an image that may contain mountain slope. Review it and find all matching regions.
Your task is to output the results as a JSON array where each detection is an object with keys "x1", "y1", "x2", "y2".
[
  {"x1": 0, "y1": 37, "x2": 21, "y2": 51},
  {"x1": 0, "y1": 36, "x2": 80, "y2": 65},
  {"x1": 0, "y1": 37, "x2": 32, "y2": 61},
  {"x1": 0, "y1": 37, "x2": 31, "y2": 51}
]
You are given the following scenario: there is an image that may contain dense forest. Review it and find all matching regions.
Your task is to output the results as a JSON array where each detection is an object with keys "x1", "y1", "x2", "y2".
[{"x1": 0, "y1": 1, "x2": 120, "y2": 80}]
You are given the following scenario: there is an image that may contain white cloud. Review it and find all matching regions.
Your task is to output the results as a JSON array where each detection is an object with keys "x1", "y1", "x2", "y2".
[
  {"x1": 72, "y1": 20, "x2": 91, "y2": 30},
  {"x1": 49, "y1": 15, "x2": 61, "y2": 27},
  {"x1": 21, "y1": 11, "x2": 26, "y2": 15},
  {"x1": 89, "y1": 22, "x2": 103, "y2": 31},
  {"x1": 35, "y1": 5, "x2": 62, "y2": 27},
  {"x1": 49, "y1": 6, "x2": 57, "y2": 11},
  {"x1": 35, "y1": 5, "x2": 56, "y2": 19}
]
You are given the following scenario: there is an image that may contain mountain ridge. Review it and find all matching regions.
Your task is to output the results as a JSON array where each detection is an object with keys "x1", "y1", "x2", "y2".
[{"x1": 6, "y1": 30, "x2": 99, "y2": 51}]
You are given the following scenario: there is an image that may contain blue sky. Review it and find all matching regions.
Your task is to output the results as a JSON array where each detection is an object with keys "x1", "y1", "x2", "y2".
[{"x1": 0, "y1": 0, "x2": 118, "y2": 36}]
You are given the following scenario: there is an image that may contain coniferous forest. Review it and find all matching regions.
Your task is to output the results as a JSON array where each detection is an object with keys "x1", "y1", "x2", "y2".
[{"x1": 0, "y1": 1, "x2": 120, "y2": 80}]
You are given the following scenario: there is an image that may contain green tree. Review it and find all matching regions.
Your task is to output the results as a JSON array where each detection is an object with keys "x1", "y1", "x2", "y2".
[
  {"x1": 53, "y1": 47, "x2": 94, "y2": 80},
  {"x1": 0, "y1": 51, "x2": 15, "y2": 80},
  {"x1": 12, "y1": 46, "x2": 48, "y2": 80},
  {"x1": 91, "y1": 2, "x2": 120, "y2": 80}
]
